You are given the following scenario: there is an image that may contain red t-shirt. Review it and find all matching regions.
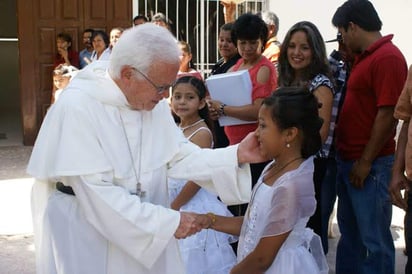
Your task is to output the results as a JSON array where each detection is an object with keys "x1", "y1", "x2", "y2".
[
  {"x1": 336, "y1": 35, "x2": 407, "y2": 160},
  {"x1": 224, "y1": 56, "x2": 277, "y2": 145}
]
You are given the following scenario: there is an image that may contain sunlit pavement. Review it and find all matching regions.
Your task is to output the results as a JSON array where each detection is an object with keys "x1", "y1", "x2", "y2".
[
  {"x1": 0, "y1": 177, "x2": 35, "y2": 274},
  {"x1": 0, "y1": 176, "x2": 408, "y2": 274},
  {"x1": 325, "y1": 199, "x2": 408, "y2": 274},
  {"x1": 0, "y1": 146, "x2": 409, "y2": 274},
  {"x1": 0, "y1": 178, "x2": 34, "y2": 234}
]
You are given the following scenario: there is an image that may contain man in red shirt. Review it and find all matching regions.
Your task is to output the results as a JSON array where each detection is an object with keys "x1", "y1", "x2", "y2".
[{"x1": 332, "y1": 1, "x2": 407, "y2": 274}]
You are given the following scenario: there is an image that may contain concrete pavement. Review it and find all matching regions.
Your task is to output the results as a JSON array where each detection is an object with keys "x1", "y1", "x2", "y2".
[
  {"x1": 0, "y1": 145, "x2": 408, "y2": 273},
  {"x1": 0, "y1": 146, "x2": 35, "y2": 274}
]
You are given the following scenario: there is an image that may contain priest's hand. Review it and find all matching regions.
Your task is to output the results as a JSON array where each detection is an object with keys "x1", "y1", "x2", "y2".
[
  {"x1": 174, "y1": 212, "x2": 202, "y2": 239},
  {"x1": 237, "y1": 131, "x2": 269, "y2": 164}
]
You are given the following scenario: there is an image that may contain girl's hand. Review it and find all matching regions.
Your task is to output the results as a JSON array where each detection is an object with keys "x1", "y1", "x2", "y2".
[{"x1": 195, "y1": 214, "x2": 214, "y2": 229}]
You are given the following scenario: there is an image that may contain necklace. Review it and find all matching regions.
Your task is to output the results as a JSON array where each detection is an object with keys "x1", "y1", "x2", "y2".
[
  {"x1": 119, "y1": 111, "x2": 146, "y2": 198},
  {"x1": 263, "y1": 157, "x2": 303, "y2": 183},
  {"x1": 179, "y1": 119, "x2": 204, "y2": 131}
]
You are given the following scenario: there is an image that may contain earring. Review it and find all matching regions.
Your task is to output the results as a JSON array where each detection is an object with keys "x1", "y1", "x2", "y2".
[{"x1": 286, "y1": 143, "x2": 290, "y2": 148}]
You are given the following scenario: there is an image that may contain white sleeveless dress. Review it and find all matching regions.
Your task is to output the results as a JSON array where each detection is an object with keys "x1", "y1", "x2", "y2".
[
  {"x1": 237, "y1": 157, "x2": 329, "y2": 274},
  {"x1": 168, "y1": 127, "x2": 237, "y2": 274}
]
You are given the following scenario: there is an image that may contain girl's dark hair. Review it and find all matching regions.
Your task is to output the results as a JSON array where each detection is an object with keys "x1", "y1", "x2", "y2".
[
  {"x1": 172, "y1": 76, "x2": 215, "y2": 135},
  {"x1": 231, "y1": 13, "x2": 268, "y2": 47},
  {"x1": 178, "y1": 41, "x2": 196, "y2": 70},
  {"x1": 278, "y1": 21, "x2": 332, "y2": 87},
  {"x1": 91, "y1": 30, "x2": 110, "y2": 48},
  {"x1": 262, "y1": 87, "x2": 323, "y2": 158}
]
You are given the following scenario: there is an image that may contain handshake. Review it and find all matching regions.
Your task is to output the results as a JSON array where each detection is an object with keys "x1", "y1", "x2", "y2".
[{"x1": 174, "y1": 212, "x2": 215, "y2": 239}]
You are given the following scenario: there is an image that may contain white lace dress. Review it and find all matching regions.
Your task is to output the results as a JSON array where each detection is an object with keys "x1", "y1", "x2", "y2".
[
  {"x1": 237, "y1": 157, "x2": 329, "y2": 274},
  {"x1": 168, "y1": 127, "x2": 237, "y2": 274}
]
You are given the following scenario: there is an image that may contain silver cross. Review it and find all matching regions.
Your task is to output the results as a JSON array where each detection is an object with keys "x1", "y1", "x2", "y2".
[{"x1": 133, "y1": 182, "x2": 146, "y2": 198}]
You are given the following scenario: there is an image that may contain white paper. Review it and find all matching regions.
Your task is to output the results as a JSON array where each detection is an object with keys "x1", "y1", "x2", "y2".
[{"x1": 206, "y1": 70, "x2": 255, "y2": 126}]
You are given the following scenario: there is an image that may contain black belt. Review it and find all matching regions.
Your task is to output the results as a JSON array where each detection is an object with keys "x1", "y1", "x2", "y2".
[{"x1": 56, "y1": 182, "x2": 75, "y2": 196}]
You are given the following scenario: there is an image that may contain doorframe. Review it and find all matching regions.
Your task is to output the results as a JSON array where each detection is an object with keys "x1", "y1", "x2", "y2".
[{"x1": 17, "y1": 0, "x2": 37, "y2": 145}]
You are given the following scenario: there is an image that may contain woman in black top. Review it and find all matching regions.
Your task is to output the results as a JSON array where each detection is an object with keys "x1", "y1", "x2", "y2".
[{"x1": 209, "y1": 23, "x2": 241, "y2": 148}]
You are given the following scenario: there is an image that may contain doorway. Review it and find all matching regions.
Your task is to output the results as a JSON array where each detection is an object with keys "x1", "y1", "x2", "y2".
[{"x1": 0, "y1": 0, "x2": 21, "y2": 146}]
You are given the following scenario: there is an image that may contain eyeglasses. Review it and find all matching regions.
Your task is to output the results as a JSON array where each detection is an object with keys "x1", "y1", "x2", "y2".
[{"x1": 132, "y1": 67, "x2": 174, "y2": 94}]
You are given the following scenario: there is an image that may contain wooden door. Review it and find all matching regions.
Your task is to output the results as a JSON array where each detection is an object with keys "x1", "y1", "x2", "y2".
[{"x1": 17, "y1": 0, "x2": 131, "y2": 145}]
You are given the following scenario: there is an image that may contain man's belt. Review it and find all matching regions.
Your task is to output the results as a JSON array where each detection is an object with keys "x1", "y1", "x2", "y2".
[{"x1": 56, "y1": 182, "x2": 75, "y2": 196}]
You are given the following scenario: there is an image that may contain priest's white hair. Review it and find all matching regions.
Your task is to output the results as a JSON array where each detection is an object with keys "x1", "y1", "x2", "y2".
[{"x1": 108, "y1": 23, "x2": 180, "y2": 79}]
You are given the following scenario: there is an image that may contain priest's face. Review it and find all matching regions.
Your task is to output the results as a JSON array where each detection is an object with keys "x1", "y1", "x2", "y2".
[{"x1": 122, "y1": 62, "x2": 179, "y2": 110}]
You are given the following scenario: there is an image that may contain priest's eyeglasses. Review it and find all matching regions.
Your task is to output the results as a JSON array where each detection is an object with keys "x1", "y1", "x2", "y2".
[{"x1": 132, "y1": 67, "x2": 174, "y2": 94}]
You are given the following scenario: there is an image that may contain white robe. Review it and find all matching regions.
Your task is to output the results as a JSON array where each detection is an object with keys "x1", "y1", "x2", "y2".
[{"x1": 28, "y1": 61, "x2": 251, "y2": 274}]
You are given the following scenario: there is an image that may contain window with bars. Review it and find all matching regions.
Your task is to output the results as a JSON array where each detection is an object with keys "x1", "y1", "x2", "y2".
[{"x1": 133, "y1": 0, "x2": 267, "y2": 76}]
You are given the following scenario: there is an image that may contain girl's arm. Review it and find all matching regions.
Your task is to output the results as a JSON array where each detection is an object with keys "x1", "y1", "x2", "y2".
[
  {"x1": 205, "y1": 214, "x2": 244, "y2": 236},
  {"x1": 230, "y1": 231, "x2": 291, "y2": 274},
  {"x1": 171, "y1": 128, "x2": 212, "y2": 210},
  {"x1": 313, "y1": 85, "x2": 333, "y2": 143},
  {"x1": 171, "y1": 181, "x2": 201, "y2": 210}
]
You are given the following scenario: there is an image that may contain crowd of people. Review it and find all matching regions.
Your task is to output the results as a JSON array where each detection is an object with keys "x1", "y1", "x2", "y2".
[{"x1": 31, "y1": 0, "x2": 411, "y2": 273}]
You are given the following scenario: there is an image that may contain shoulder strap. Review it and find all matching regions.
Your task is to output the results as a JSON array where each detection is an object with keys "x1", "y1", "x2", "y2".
[{"x1": 187, "y1": 127, "x2": 213, "y2": 148}]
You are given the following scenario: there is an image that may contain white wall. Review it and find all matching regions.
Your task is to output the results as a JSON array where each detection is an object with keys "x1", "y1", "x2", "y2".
[{"x1": 268, "y1": 0, "x2": 411, "y2": 65}]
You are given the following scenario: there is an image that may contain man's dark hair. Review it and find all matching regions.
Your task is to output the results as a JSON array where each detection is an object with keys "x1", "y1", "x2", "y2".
[
  {"x1": 332, "y1": 0, "x2": 382, "y2": 31},
  {"x1": 83, "y1": 28, "x2": 94, "y2": 34},
  {"x1": 133, "y1": 15, "x2": 148, "y2": 24}
]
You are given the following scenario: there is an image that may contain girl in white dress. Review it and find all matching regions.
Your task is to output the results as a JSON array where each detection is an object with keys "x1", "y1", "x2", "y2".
[
  {"x1": 168, "y1": 76, "x2": 237, "y2": 274},
  {"x1": 198, "y1": 87, "x2": 329, "y2": 274}
]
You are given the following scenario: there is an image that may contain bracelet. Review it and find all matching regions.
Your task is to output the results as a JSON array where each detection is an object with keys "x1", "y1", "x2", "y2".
[
  {"x1": 219, "y1": 103, "x2": 226, "y2": 116},
  {"x1": 206, "y1": 212, "x2": 216, "y2": 228}
]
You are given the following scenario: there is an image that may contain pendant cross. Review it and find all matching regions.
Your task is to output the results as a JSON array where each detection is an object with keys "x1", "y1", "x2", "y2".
[{"x1": 133, "y1": 182, "x2": 146, "y2": 198}]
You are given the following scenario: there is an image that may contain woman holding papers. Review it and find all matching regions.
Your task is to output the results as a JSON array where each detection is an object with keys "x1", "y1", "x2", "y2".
[
  {"x1": 208, "y1": 13, "x2": 277, "y2": 215},
  {"x1": 208, "y1": 13, "x2": 277, "y2": 146}
]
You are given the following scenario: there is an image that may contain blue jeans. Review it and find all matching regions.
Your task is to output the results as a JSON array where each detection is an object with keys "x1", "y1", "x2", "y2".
[
  {"x1": 321, "y1": 156, "x2": 338, "y2": 254},
  {"x1": 335, "y1": 154, "x2": 394, "y2": 274}
]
